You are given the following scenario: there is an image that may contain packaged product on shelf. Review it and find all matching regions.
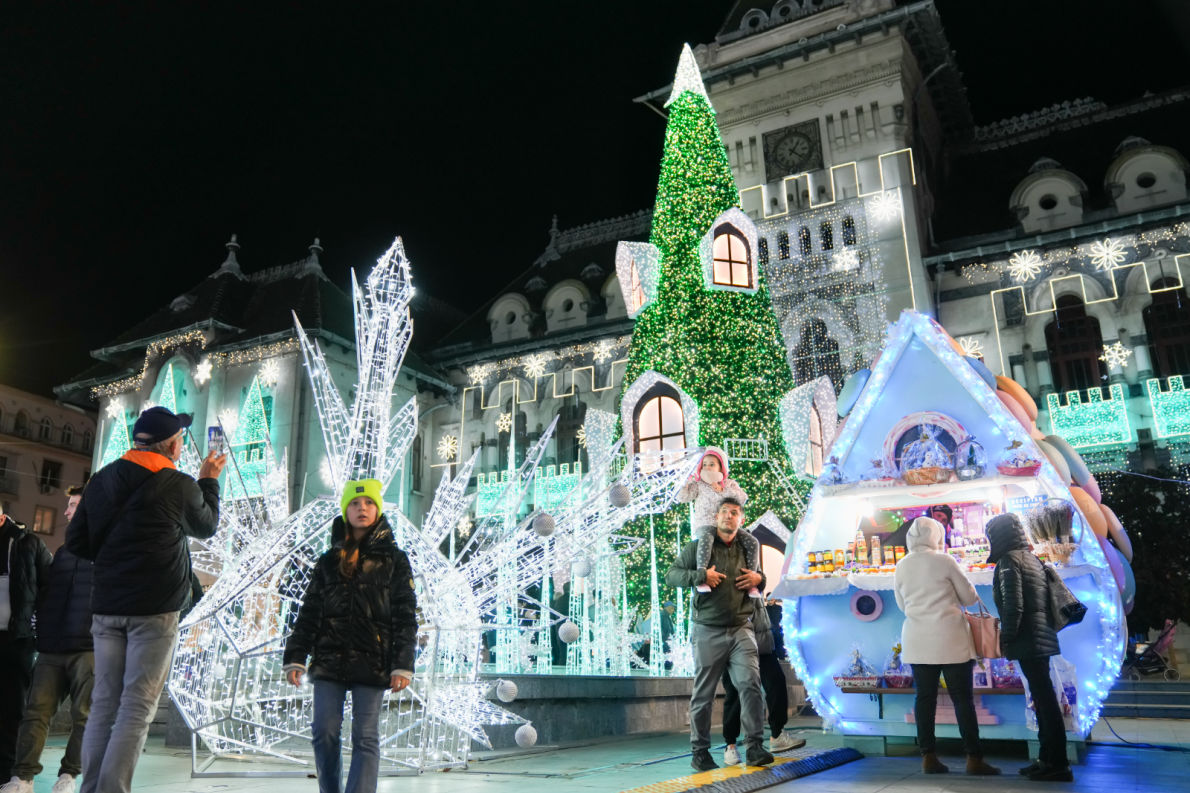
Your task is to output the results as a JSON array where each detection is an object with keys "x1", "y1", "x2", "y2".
[
  {"x1": 883, "y1": 546, "x2": 896, "y2": 565},
  {"x1": 972, "y1": 659, "x2": 990, "y2": 688},
  {"x1": 845, "y1": 543, "x2": 855, "y2": 567},
  {"x1": 870, "y1": 535, "x2": 883, "y2": 568},
  {"x1": 855, "y1": 531, "x2": 868, "y2": 565},
  {"x1": 894, "y1": 546, "x2": 906, "y2": 562}
]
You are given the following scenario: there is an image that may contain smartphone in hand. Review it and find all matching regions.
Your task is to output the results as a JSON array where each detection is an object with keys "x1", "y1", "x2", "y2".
[{"x1": 207, "y1": 426, "x2": 225, "y2": 456}]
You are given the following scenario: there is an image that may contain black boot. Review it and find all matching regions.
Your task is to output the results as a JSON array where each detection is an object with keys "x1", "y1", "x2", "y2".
[
  {"x1": 1028, "y1": 762, "x2": 1074, "y2": 782},
  {"x1": 745, "y1": 744, "x2": 775, "y2": 767}
]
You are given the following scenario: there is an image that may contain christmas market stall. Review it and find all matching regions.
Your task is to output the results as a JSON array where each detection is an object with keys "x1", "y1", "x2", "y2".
[{"x1": 773, "y1": 310, "x2": 1130, "y2": 758}]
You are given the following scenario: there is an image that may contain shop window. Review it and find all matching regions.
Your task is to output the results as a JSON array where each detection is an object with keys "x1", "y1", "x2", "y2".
[
  {"x1": 32, "y1": 505, "x2": 55, "y2": 535},
  {"x1": 777, "y1": 231, "x2": 790, "y2": 260},
  {"x1": 1045, "y1": 294, "x2": 1104, "y2": 392},
  {"x1": 1145, "y1": 278, "x2": 1190, "y2": 378},
  {"x1": 793, "y1": 319, "x2": 844, "y2": 392},
  {"x1": 712, "y1": 227, "x2": 752, "y2": 288},
  {"x1": 634, "y1": 384, "x2": 685, "y2": 470},
  {"x1": 842, "y1": 216, "x2": 857, "y2": 246}
]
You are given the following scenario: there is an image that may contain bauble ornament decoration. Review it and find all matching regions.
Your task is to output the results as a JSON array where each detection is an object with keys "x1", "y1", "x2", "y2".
[
  {"x1": 532, "y1": 512, "x2": 556, "y2": 537},
  {"x1": 558, "y1": 620, "x2": 580, "y2": 644},
  {"x1": 515, "y1": 723, "x2": 538, "y2": 747},
  {"x1": 608, "y1": 484, "x2": 631, "y2": 508},
  {"x1": 495, "y1": 680, "x2": 518, "y2": 703}
]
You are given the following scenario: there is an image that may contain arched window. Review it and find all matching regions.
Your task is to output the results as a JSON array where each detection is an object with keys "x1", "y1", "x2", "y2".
[
  {"x1": 1144, "y1": 278, "x2": 1190, "y2": 379},
  {"x1": 799, "y1": 227, "x2": 812, "y2": 256},
  {"x1": 82, "y1": 430, "x2": 93, "y2": 453},
  {"x1": 629, "y1": 260, "x2": 647, "y2": 313},
  {"x1": 712, "y1": 227, "x2": 752, "y2": 288},
  {"x1": 62, "y1": 425, "x2": 75, "y2": 447},
  {"x1": 820, "y1": 222, "x2": 834, "y2": 251},
  {"x1": 38, "y1": 417, "x2": 53, "y2": 442},
  {"x1": 634, "y1": 384, "x2": 685, "y2": 469},
  {"x1": 13, "y1": 412, "x2": 28, "y2": 437},
  {"x1": 1045, "y1": 295, "x2": 1104, "y2": 392},
  {"x1": 793, "y1": 320, "x2": 844, "y2": 392},
  {"x1": 758, "y1": 238, "x2": 769, "y2": 266},
  {"x1": 842, "y1": 216, "x2": 857, "y2": 246},
  {"x1": 778, "y1": 231, "x2": 791, "y2": 260}
]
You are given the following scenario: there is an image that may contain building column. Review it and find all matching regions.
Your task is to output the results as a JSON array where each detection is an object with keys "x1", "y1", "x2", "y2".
[{"x1": 1133, "y1": 342, "x2": 1154, "y2": 383}]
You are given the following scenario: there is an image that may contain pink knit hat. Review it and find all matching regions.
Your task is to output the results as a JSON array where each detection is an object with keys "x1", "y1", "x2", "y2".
[{"x1": 697, "y1": 446, "x2": 729, "y2": 479}]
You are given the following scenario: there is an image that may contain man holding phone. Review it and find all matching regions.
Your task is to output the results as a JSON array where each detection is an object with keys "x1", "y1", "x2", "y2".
[{"x1": 65, "y1": 407, "x2": 226, "y2": 793}]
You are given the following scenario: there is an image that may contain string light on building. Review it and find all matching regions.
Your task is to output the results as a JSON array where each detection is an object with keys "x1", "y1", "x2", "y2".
[
  {"x1": 867, "y1": 189, "x2": 900, "y2": 222},
  {"x1": 194, "y1": 358, "x2": 213, "y2": 385},
  {"x1": 469, "y1": 362, "x2": 496, "y2": 384},
  {"x1": 258, "y1": 359, "x2": 281, "y2": 388},
  {"x1": 1099, "y1": 341, "x2": 1134, "y2": 369},
  {"x1": 522, "y1": 353, "x2": 549, "y2": 379},
  {"x1": 437, "y1": 434, "x2": 458, "y2": 460},
  {"x1": 496, "y1": 412, "x2": 513, "y2": 433},
  {"x1": 576, "y1": 425, "x2": 588, "y2": 448},
  {"x1": 1090, "y1": 237, "x2": 1127, "y2": 270},
  {"x1": 1007, "y1": 249, "x2": 1043, "y2": 282},
  {"x1": 593, "y1": 339, "x2": 617, "y2": 362},
  {"x1": 832, "y1": 248, "x2": 859, "y2": 271}
]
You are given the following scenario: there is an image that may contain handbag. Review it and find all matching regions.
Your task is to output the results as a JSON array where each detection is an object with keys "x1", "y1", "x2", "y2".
[
  {"x1": 965, "y1": 599, "x2": 1002, "y2": 659},
  {"x1": 1044, "y1": 564, "x2": 1087, "y2": 630}
]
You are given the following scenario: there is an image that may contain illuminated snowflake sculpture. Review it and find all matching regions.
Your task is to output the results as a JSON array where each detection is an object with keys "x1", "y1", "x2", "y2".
[
  {"x1": 867, "y1": 189, "x2": 900, "y2": 222},
  {"x1": 832, "y1": 248, "x2": 859, "y2": 271},
  {"x1": 195, "y1": 358, "x2": 214, "y2": 385},
  {"x1": 170, "y1": 237, "x2": 701, "y2": 774},
  {"x1": 522, "y1": 353, "x2": 549, "y2": 379},
  {"x1": 1099, "y1": 341, "x2": 1134, "y2": 369},
  {"x1": 1007, "y1": 249, "x2": 1043, "y2": 282},
  {"x1": 958, "y1": 336, "x2": 984, "y2": 358},
  {"x1": 436, "y1": 434, "x2": 458, "y2": 460},
  {"x1": 1090, "y1": 237, "x2": 1127, "y2": 270}
]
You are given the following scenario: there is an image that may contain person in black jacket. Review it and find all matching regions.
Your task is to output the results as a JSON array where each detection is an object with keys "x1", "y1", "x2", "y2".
[
  {"x1": 6, "y1": 487, "x2": 94, "y2": 793},
  {"x1": 65, "y1": 406, "x2": 224, "y2": 793},
  {"x1": 0, "y1": 507, "x2": 52, "y2": 784},
  {"x1": 284, "y1": 479, "x2": 418, "y2": 793},
  {"x1": 986, "y1": 513, "x2": 1071, "y2": 783}
]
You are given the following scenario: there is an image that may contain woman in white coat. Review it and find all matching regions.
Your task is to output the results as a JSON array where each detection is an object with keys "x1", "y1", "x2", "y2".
[{"x1": 893, "y1": 517, "x2": 999, "y2": 776}]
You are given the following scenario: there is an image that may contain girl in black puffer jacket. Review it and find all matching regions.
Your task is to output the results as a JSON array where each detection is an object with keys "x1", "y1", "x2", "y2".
[
  {"x1": 283, "y1": 479, "x2": 418, "y2": 793},
  {"x1": 986, "y1": 513, "x2": 1071, "y2": 783}
]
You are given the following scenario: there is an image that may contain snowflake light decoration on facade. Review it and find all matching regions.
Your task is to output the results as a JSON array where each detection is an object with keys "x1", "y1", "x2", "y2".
[
  {"x1": 457, "y1": 515, "x2": 473, "y2": 539},
  {"x1": 104, "y1": 399, "x2": 124, "y2": 419},
  {"x1": 522, "y1": 353, "x2": 549, "y2": 379},
  {"x1": 496, "y1": 412, "x2": 513, "y2": 433},
  {"x1": 1099, "y1": 341, "x2": 1134, "y2": 369},
  {"x1": 576, "y1": 424, "x2": 588, "y2": 448},
  {"x1": 958, "y1": 336, "x2": 985, "y2": 358},
  {"x1": 1007, "y1": 249, "x2": 1043, "y2": 282},
  {"x1": 437, "y1": 434, "x2": 458, "y2": 460},
  {"x1": 867, "y1": 190, "x2": 900, "y2": 222},
  {"x1": 593, "y1": 339, "x2": 617, "y2": 362},
  {"x1": 469, "y1": 362, "x2": 496, "y2": 384},
  {"x1": 832, "y1": 248, "x2": 859, "y2": 271},
  {"x1": 258, "y1": 358, "x2": 281, "y2": 388},
  {"x1": 217, "y1": 409, "x2": 238, "y2": 435},
  {"x1": 194, "y1": 358, "x2": 213, "y2": 385},
  {"x1": 1089, "y1": 237, "x2": 1127, "y2": 270}
]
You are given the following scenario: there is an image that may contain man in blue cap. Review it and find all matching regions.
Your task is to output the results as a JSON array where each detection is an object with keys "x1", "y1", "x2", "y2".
[{"x1": 65, "y1": 406, "x2": 226, "y2": 793}]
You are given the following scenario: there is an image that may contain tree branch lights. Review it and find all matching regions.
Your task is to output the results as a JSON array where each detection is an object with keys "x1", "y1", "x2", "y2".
[{"x1": 619, "y1": 64, "x2": 799, "y2": 605}]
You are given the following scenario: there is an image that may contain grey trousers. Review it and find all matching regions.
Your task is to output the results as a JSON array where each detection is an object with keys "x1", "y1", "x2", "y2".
[
  {"x1": 80, "y1": 612, "x2": 179, "y2": 793},
  {"x1": 689, "y1": 622, "x2": 764, "y2": 751},
  {"x1": 12, "y1": 651, "x2": 94, "y2": 780}
]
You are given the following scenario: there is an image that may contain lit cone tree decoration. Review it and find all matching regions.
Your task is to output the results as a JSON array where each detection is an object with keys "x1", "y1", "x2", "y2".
[{"x1": 621, "y1": 45, "x2": 800, "y2": 605}]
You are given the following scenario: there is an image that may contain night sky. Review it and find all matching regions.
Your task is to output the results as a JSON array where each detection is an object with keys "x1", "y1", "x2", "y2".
[{"x1": 2, "y1": 1, "x2": 1187, "y2": 398}]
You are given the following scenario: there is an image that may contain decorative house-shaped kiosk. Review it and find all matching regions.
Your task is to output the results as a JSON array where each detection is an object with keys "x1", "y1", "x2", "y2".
[{"x1": 773, "y1": 310, "x2": 1125, "y2": 756}]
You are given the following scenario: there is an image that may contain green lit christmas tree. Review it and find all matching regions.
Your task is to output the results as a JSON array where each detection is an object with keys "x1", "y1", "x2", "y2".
[
  {"x1": 227, "y1": 375, "x2": 272, "y2": 499},
  {"x1": 100, "y1": 410, "x2": 131, "y2": 467},
  {"x1": 621, "y1": 46, "x2": 800, "y2": 604}
]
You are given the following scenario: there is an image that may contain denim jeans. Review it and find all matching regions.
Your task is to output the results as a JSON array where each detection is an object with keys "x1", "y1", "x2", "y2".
[
  {"x1": 311, "y1": 680, "x2": 386, "y2": 793},
  {"x1": 80, "y1": 612, "x2": 179, "y2": 793},
  {"x1": 13, "y1": 651, "x2": 94, "y2": 780},
  {"x1": 912, "y1": 660, "x2": 982, "y2": 756}
]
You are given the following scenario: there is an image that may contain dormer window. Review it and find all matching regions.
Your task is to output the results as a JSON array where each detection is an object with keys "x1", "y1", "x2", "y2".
[
  {"x1": 634, "y1": 383, "x2": 686, "y2": 472},
  {"x1": 629, "y1": 260, "x2": 647, "y2": 313},
  {"x1": 712, "y1": 227, "x2": 753, "y2": 288}
]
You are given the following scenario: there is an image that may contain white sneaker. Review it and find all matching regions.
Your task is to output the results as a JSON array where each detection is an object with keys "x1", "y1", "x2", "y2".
[
  {"x1": 770, "y1": 732, "x2": 806, "y2": 752},
  {"x1": 51, "y1": 775, "x2": 76, "y2": 793},
  {"x1": 0, "y1": 777, "x2": 33, "y2": 793},
  {"x1": 723, "y1": 744, "x2": 740, "y2": 765}
]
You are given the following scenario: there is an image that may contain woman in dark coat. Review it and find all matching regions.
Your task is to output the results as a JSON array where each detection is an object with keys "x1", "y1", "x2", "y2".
[
  {"x1": 284, "y1": 479, "x2": 418, "y2": 793},
  {"x1": 986, "y1": 514, "x2": 1071, "y2": 783}
]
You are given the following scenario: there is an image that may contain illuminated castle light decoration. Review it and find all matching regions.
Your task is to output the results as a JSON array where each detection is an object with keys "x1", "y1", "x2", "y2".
[{"x1": 170, "y1": 236, "x2": 703, "y2": 773}]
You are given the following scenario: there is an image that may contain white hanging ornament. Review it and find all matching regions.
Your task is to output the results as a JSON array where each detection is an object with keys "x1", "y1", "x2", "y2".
[
  {"x1": 608, "y1": 484, "x2": 631, "y2": 508},
  {"x1": 532, "y1": 512, "x2": 556, "y2": 537},
  {"x1": 572, "y1": 559, "x2": 592, "y2": 578},
  {"x1": 495, "y1": 680, "x2": 518, "y2": 703},
  {"x1": 558, "y1": 621, "x2": 580, "y2": 644},
  {"x1": 515, "y1": 724, "x2": 538, "y2": 748}
]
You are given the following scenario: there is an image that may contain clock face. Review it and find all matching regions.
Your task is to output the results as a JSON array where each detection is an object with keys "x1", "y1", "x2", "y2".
[{"x1": 763, "y1": 120, "x2": 823, "y2": 181}]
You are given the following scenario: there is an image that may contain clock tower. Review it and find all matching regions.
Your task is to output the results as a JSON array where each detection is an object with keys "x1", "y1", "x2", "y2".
[{"x1": 634, "y1": 1, "x2": 972, "y2": 393}]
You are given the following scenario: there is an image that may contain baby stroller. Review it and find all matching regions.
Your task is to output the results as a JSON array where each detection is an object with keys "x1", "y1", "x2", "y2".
[{"x1": 1122, "y1": 620, "x2": 1180, "y2": 681}]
